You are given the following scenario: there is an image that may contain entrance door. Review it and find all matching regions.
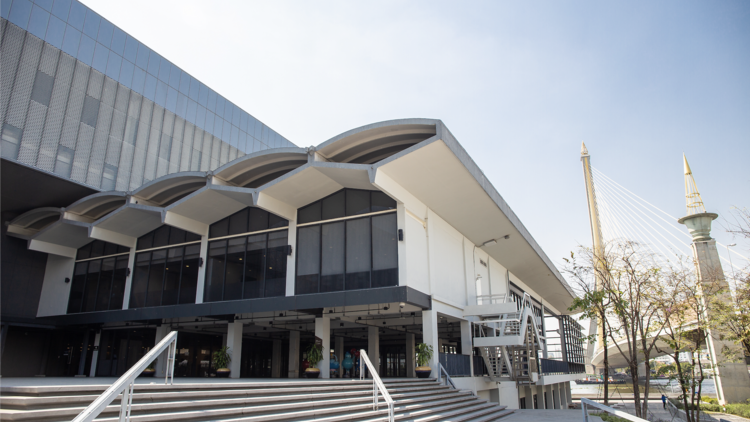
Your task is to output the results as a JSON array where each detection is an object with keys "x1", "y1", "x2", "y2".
[
  {"x1": 96, "y1": 329, "x2": 156, "y2": 377},
  {"x1": 380, "y1": 345, "x2": 406, "y2": 377},
  {"x1": 174, "y1": 332, "x2": 223, "y2": 377}
]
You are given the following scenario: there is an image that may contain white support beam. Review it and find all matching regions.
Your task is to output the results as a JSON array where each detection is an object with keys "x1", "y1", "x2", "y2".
[
  {"x1": 163, "y1": 211, "x2": 209, "y2": 236},
  {"x1": 28, "y1": 239, "x2": 76, "y2": 258},
  {"x1": 226, "y1": 321, "x2": 244, "y2": 378},
  {"x1": 422, "y1": 309, "x2": 440, "y2": 376},
  {"x1": 254, "y1": 191, "x2": 297, "y2": 221},
  {"x1": 368, "y1": 326, "x2": 380, "y2": 379},
  {"x1": 89, "y1": 226, "x2": 136, "y2": 248},
  {"x1": 315, "y1": 317, "x2": 331, "y2": 378}
]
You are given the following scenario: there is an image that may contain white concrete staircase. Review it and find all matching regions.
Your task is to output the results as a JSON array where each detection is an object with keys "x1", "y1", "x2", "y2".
[{"x1": 0, "y1": 378, "x2": 514, "y2": 422}]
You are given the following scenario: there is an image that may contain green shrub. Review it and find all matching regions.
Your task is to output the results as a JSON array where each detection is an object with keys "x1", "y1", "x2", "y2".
[{"x1": 591, "y1": 412, "x2": 631, "y2": 422}]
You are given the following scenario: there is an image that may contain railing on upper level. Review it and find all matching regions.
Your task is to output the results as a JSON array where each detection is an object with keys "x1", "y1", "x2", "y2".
[
  {"x1": 476, "y1": 293, "x2": 508, "y2": 305},
  {"x1": 539, "y1": 358, "x2": 587, "y2": 376},
  {"x1": 359, "y1": 349, "x2": 394, "y2": 422},
  {"x1": 438, "y1": 353, "x2": 471, "y2": 377},
  {"x1": 72, "y1": 331, "x2": 177, "y2": 422}
]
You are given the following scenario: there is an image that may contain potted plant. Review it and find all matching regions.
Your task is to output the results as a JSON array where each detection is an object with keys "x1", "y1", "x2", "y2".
[
  {"x1": 141, "y1": 360, "x2": 156, "y2": 377},
  {"x1": 305, "y1": 343, "x2": 324, "y2": 378},
  {"x1": 415, "y1": 343, "x2": 433, "y2": 378},
  {"x1": 212, "y1": 346, "x2": 232, "y2": 378}
]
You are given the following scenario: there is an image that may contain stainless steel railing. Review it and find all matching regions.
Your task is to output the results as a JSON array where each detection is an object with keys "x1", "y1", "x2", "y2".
[
  {"x1": 438, "y1": 362, "x2": 457, "y2": 390},
  {"x1": 359, "y1": 349, "x2": 394, "y2": 422},
  {"x1": 72, "y1": 331, "x2": 178, "y2": 422},
  {"x1": 581, "y1": 398, "x2": 648, "y2": 422}
]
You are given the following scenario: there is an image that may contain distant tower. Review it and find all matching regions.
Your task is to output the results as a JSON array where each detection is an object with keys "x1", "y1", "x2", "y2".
[
  {"x1": 580, "y1": 143, "x2": 605, "y2": 374},
  {"x1": 677, "y1": 155, "x2": 750, "y2": 404}
]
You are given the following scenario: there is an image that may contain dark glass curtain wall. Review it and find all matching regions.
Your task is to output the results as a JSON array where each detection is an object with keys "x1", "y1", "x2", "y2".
[
  {"x1": 296, "y1": 189, "x2": 398, "y2": 295},
  {"x1": 204, "y1": 207, "x2": 290, "y2": 302},
  {"x1": 67, "y1": 240, "x2": 130, "y2": 314},
  {"x1": 129, "y1": 225, "x2": 201, "y2": 308}
]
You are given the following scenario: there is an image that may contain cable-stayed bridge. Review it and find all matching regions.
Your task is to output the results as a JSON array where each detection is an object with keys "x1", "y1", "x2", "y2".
[{"x1": 579, "y1": 144, "x2": 750, "y2": 405}]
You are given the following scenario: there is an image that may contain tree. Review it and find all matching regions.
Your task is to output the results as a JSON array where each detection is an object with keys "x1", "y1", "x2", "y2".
[
  {"x1": 566, "y1": 240, "x2": 677, "y2": 418},
  {"x1": 656, "y1": 257, "x2": 715, "y2": 422},
  {"x1": 564, "y1": 248, "x2": 614, "y2": 405}
]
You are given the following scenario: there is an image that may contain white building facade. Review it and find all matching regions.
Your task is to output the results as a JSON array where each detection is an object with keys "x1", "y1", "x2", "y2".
[{"x1": 7, "y1": 119, "x2": 583, "y2": 409}]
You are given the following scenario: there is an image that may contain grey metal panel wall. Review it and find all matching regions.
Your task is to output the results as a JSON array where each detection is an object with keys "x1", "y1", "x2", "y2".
[{"x1": 1, "y1": 15, "x2": 292, "y2": 192}]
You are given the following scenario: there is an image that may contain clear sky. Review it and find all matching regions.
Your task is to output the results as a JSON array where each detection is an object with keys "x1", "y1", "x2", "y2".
[{"x1": 83, "y1": 0, "x2": 750, "y2": 278}]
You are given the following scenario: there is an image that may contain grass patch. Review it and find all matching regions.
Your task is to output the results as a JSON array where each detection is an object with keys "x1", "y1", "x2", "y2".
[
  {"x1": 672, "y1": 398, "x2": 750, "y2": 419},
  {"x1": 591, "y1": 412, "x2": 632, "y2": 422}
]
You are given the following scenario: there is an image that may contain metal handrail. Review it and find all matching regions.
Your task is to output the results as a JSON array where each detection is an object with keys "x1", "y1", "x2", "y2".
[
  {"x1": 476, "y1": 293, "x2": 508, "y2": 305},
  {"x1": 581, "y1": 398, "x2": 648, "y2": 422},
  {"x1": 359, "y1": 349, "x2": 394, "y2": 422},
  {"x1": 72, "y1": 331, "x2": 178, "y2": 422},
  {"x1": 438, "y1": 362, "x2": 456, "y2": 390}
]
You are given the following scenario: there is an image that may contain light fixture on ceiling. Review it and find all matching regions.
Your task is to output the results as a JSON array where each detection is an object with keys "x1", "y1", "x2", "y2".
[{"x1": 483, "y1": 239, "x2": 497, "y2": 247}]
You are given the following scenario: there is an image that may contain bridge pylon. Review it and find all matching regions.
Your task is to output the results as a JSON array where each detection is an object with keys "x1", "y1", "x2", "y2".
[{"x1": 678, "y1": 154, "x2": 750, "y2": 404}]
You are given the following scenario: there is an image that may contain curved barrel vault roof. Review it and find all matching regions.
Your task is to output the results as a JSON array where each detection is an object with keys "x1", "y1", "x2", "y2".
[{"x1": 9, "y1": 118, "x2": 575, "y2": 312}]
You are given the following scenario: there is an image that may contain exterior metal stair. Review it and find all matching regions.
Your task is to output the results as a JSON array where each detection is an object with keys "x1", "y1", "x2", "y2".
[
  {"x1": 468, "y1": 293, "x2": 546, "y2": 384},
  {"x1": 0, "y1": 378, "x2": 514, "y2": 422}
]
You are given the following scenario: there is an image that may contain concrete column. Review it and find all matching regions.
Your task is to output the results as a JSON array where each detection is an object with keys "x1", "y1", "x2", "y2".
[
  {"x1": 422, "y1": 309, "x2": 440, "y2": 374},
  {"x1": 288, "y1": 330, "x2": 300, "y2": 378},
  {"x1": 537, "y1": 385, "x2": 547, "y2": 409},
  {"x1": 77, "y1": 330, "x2": 90, "y2": 376},
  {"x1": 524, "y1": 385, "x2": 534, "y2": 409},
  {"x1": 195, "y1": 235, "x2": 209, "y2": 304},
  {"x1": 460, "y1": 320, "x2": 474, "y2": 382},
  {"x1": 566, "y1": 381, "x2": 573, "y2": 408},
  {"x1": 285, "y1": 220, "x2": 297, "y2": 296},
  {"x1": 367, "y1": 326, "x2": 380, "y2": 378},
  {"x1": 89, "y1": 331, "x2": 102, "y2": 377},
  {"x1": 226, "y1": 321, "x2": 244, "y2": 378},
  {"x1": 315, "y1": 317, "x2": 331, "y2": 378},
  {"x1": 637, "y1": 361, "x2": 647, "y2": 379},
  {"x1": 271, "y1": 339, "x2": 282, "y2": 378},
  {"x1": 552, "y1": 384, "x2": 561, "y2": 409},
  {"x1": 498, "y1": 381, "x2": 520, "y2": 409},
  {"x1": 405, "y1": 332, "x2": 416, "y2": 378},
  {"x1": 334, "y1": 336, "x2": 344, "y2": 378},
  {"x1": 154, "y1": 325, "x2": 169, "y2": 377}
]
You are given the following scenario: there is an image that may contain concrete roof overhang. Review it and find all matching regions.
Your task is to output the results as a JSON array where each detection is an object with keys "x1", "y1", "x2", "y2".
[
  {"x1": 27, "y1": 219, "x2": 91, "y2": 257},
  {"x1": 316, "y1": 118, "x2": 437, "y2": 164},
  {"x1": 89, "y1": 203, "x2": 163, "y2": 246},
  {"x1": 131, "y1": 172, "x2": 208, "y2": 207},
  {"x1": 257, "y1": 162, "x2": 375, "y2": 212},
  {"x1": 163, "y1": 184, "x2": 256, "y2": 235},
  {"x1": 212, "y1": 148, "x2": 308, "y2": 188},
  {"x1": 6, "y1": 207, "x2": 62, "y2": 238},
  {"x1": 64, "y1": 192, "x2": 127, "y2": 222},
  {"x1": 367, "y1": 120, "x2": 576, "y2": 313}
]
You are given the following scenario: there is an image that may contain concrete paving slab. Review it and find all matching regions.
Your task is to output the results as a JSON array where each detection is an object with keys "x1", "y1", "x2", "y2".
[{"x1": 500, "y1": 409, "x2": 603, "y2": 422}]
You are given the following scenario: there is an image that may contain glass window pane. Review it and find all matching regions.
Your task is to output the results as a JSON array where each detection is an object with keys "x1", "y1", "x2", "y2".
[
  {"x1": 228, "y1": 208, "x2": 249, "y2": 235},
  {"x1": 169, "y1": 227, "x2": 186, "y2": 245},
  {"x1": 90, "y1": 240, "x2": 104, "y2": 258},
  {"x1": 130, "y1": 252, "x2": 150, "y2": 308},
  {"x1": 147, "y1": 50, "x2": 160, "y2": 76},
  {"x1": 205, "y1": 240, "x2": 226, "y2": 302},
  {"x1": 145, "y1": 249, "x2": 166, "y2": 307},
  {"x1": 346, "y1": 218, "x2": 371, "y2": 290},
  {"x1": 346, "y1": 190, "x2": 370, "y2": 216},
  {"x1": 110, "y1": 27, "x2": 126, "y2": 55},
  {"x1": 371, "y1": 191, "x2": 397, "y2": 212},
  {"x1": 67, "y1": 261, "x2": 88, "y2": 313},
  {"x1": 179, "y1": 245, "x2": 200, "y2": 304},
  {"x1": 321, "y1": 191, "x2": 345, "y2": 221},
  {"x1": 92, "y1": 42, "x2": 109, "y2": 73},
  {"x1": 161, "y1": 247, "x2": 183, "y2": 306},
  {"x1": 135, "y1": 43, "x2": 150, "y2": 70},
  {"x1": 82, "y1": 8, "x2": 100, "y2": 39},
  {"x1": 372, "y1": 213, "x2": 398, "y2": 288},
  {"x1": 9, "y1": 0, "x2": 33, "y2": 30},
  {"x1": 95, "y1": 258, "x2": 115, "y2": 311},
  {"x1": 82, "y1": 259, "x2": 101, "y2": 312},
  {"x1": 296, "y1": 226, "x2": 320, "y2": 294},
  {"x1": 185, "y1": 231, "x2": 201, "y2": 243},
  {"x1": 152, "y1": 225, "x2": 170, "y2": 248},
  {"x1": 105, "y1": 52, "x2": 121, "y2": 80},
  {"x1": 103, "y1": 241, "x2": 118, "y2": 256},
  {"x1": 77, "y1": 34, "x2": 95, "y2": 65},
  {"x1": 110, "y1": 256, "x2": 128, "y2": 310},
  {"x1": 248, "y1": 207, "x2": 268, "y2": 232},
  {"x1": 320, "y1": 222, "x2": 344, "y2": 292},
  {"x1": 96, "y1": 18, "x2": 113, "y2": 48},
  {"x1": 209, "y1": 216, "x2": 229, "y2": 238},
  {"x1": 123, "y1": 35, "x2": 138, "y2": 63},
  {"x1": 224, "y1": 237, "x2": 245, "y2": 300},
  {"x1": 52, "y1": 0, "x2": 72, "y2": 21},
  {"x1": 27, "y1": 5, "x2": 50, "y2": 39},
  {"x1": 137, "y1": 230, "x2": 154, "y2": 250},
  {"x1": 62, "y1": 24, "x2": 82, "y2": 57},
  {"x1": 298, "y1": 202, "x2": 321, "y2": 224},
  {"x1": 265, "y1": 230, "x2": 288, "y2": 297},
  {"x1": 243, "y1": 233, "x2": 265, "y2": 299},
  {"x1": 67, "y1": 0, "x2": 86, "y2": 30},
  {"x1": 77, "y1": 242, "x2": 92, "y2": 260},
  {"x1": 45, "y1": 15, "x2": 66, "y2": 49}
]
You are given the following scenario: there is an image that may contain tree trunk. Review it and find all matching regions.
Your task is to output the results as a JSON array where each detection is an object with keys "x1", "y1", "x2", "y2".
[
  {"x1": 631, "y1": 363, "x2": 642, "y2": 418},
  {"x1": 642, "y1": 359, "x2": 651, "y2": 417},
  {"x1": 675, "y1": 352, "x2": 692, "y2": 422},
  {"x1": 603, "y1": 345, "x2": 609, "y2": 405}
]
